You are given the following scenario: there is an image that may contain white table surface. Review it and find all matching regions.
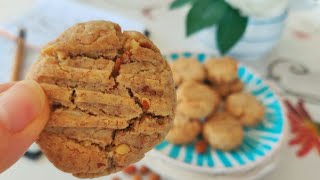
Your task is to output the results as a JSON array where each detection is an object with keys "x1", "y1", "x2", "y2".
[{"x1": 0, "y1": 1, "x2": 320, "y2": 180}]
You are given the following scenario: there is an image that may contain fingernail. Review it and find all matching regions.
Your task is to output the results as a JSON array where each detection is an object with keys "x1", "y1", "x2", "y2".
[{"x1": 0, "y1": 80, "x2": 46, "y2": 133}]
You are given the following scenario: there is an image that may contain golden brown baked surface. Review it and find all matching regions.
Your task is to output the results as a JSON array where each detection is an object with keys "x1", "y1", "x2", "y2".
[
  {"x1": 203, "y1": 112, "x2": 243, "y2": 151},
  {"x1": 205, "y1": 57, "x2": 238, "y2": 85},
  {"x1": 225, "y1": 92, "x2": 265, "y2": 127},
  {"x1": 176, "y1": 81, "x2": 220, "y2": 119},
  {"x1": 170, "y1": 58, "x2": 205, "y2": 86},
  {"x1": 27, "y1": 21, "x2": 176, "y2": 178},
  {"x1": 213, "y1": 79, "x2": 243, "y2": 97},
  {"x1": 165, "y1": 119, "x2": 201, "y2": 145},
  {"x1": 165, "y1": 111, "x2": 201, "y2": 144}
]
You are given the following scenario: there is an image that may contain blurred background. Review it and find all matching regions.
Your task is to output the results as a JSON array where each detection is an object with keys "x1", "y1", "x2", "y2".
[{"x1": 0, "y1": 0, "x2": 320, "y2": 180}]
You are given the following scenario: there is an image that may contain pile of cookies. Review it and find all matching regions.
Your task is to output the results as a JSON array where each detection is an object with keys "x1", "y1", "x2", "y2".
[{"x1": 166, "y1": 57, "x2": 265, "y2": 151}]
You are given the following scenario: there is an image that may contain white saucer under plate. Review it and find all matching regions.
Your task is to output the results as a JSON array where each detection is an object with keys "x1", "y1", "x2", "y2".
[
  {"x1": 146, "y1": 151, "x2": 280, "y2": 180},
  {"x1": 151, "y1": 52, "x2": 288, "y2": 175}
]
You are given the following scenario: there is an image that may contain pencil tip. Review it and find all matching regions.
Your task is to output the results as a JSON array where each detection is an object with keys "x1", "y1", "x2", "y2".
[{"x1": 19, "y1": 29, "x2": 26, "y2": 38}]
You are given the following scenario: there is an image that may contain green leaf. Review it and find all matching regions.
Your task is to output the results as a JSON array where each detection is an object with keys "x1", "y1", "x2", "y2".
[
  {"x1": 217, "y1": 8, "x2": 248, "y2": 54},
  {"x1": 186, "y1": 0, "x2": 229, "y2": 36},
  {"x1": 170, "y1": 0, "x2": 196, "y2": 10}
]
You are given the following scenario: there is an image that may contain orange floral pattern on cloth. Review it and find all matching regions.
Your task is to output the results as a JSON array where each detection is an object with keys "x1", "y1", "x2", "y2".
[{"x1": 284, "y1": 99, "x2": 320, "y2": 157}]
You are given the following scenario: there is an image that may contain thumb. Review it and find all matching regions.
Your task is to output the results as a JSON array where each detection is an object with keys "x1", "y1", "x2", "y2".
[{"x1": 0, "y1": 80, "x2": 49, "y2": 173}]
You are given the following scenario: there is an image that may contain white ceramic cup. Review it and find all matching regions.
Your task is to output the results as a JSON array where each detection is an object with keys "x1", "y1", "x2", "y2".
[
  {"x1": 195, "y1": 0, "x2": 318, "y2": 61},
  {"x1": 195, "y1": 10, "x2": 288, "y2": 61}
]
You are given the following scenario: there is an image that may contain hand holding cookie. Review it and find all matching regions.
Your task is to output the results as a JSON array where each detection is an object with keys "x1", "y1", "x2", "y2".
[
  {"x1": 0, "y1": 81, "x2": 50, "y2": 173},
  {"x1": 1, "y1": 21, "x2": 176, "y2": 178}
]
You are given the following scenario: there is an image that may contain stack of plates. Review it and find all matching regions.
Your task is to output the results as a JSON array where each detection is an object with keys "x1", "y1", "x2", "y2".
[{"x1": 148, "y1": 52, "x2": 288, "y2": 180}]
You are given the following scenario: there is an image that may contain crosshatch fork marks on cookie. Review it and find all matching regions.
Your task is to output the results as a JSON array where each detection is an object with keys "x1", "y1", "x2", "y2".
[{"x1": 26, "y1": 21, "x2": 176, "y2": 178}]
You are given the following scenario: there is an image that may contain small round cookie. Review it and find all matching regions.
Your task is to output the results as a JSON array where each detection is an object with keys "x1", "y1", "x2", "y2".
[
  {"x1": 27, "y1": 21, "x2": 176, "y2": 178},
  {"x1": 170, "y1": 58, "x2": 205, "y2": 86},
  {"x1": 203, "y1": 112, "x2": 244, "y2": 151},
  {"x1": 177, "y1": 81, "x2": 220, "y2": 118},
  {"x1": 166, "y1": 112, "x2": 201, "y2": 144},
  {"x1": 225, "y1": 92, "x2": 265, "y2": 127},
  {"x1": 205, "y1": 57, "x2": 238, "y2": 85},
  {"x1": 214, "y1": 79, "x2": 243, "y2": 97}
]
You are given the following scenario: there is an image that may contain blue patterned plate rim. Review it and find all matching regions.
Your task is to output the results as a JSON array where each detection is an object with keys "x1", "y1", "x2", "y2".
[{"x1": 151, "y1": 52, "x2": 288, "y2": 174}]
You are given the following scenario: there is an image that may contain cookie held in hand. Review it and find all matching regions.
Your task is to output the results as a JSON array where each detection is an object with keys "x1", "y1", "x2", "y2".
[{"x1": 27, "y1": 21, "x2": 176, "y2": 178}]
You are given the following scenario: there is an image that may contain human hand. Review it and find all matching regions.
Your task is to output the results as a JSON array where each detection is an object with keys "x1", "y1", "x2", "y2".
[{"x1": 0, "y1": 80, "x2": 49, "y2": 173}]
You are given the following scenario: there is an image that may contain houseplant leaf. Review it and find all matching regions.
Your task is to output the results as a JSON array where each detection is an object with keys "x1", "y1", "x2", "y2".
[
  {"x1": 217, "y1": 8, "x2": 248, "y2": 54},
  {"x1": 170, "y1": 0, "x2": 197, "y2": 9},
  {"x1": 186, "y1": 0, "x2": 228, "y2": 36}
]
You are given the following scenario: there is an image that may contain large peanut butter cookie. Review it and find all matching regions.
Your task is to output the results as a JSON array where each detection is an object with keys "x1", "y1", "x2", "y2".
[{"x1": 27, "y1": 21, "x2": 176, "y2": 178}]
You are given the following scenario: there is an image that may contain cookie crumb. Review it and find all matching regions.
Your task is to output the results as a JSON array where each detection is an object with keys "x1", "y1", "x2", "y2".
[
  {"x1": 123, "y1": 165, "x2": 136, "y2": 175},
  {"x1": 149, "y1": 173, "x2": 161, "y2": 180},
  {"x1": 140, "y1": 165, "x2": 150, "y2": 175},
  {"x1": 195, "y1": 140, "x2": 207, "y2": 154},
  {"x1": 132, "y1": 174, "x2": 142, "y2": 180},
  {"x1": 112, "y1": 177, "x2": 121, "y2": 180},
  {"x1": 142, "y1": 98, "x2": 150, "y2": 110}
]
